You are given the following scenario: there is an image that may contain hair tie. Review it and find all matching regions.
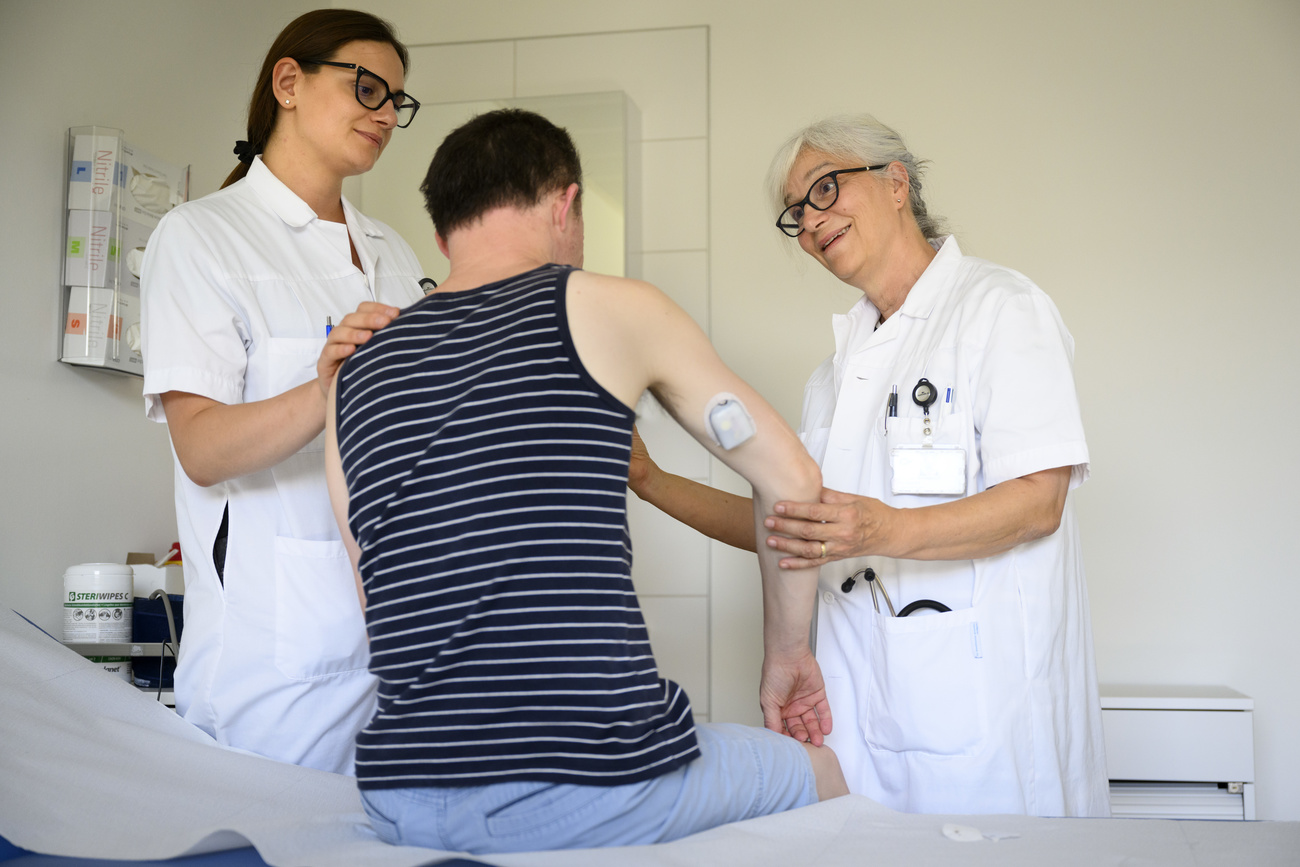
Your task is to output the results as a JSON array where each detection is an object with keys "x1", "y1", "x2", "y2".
[{"x1": 233, "y1": 140, "x2": 256, "y2": 165}]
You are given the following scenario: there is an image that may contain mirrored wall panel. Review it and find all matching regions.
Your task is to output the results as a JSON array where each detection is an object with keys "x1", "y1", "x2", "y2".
[{"x1": 359, "y1": 91, "x2": 640, "y2": 284}]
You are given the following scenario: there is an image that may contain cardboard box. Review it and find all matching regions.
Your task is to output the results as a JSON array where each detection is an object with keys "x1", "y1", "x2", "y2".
[
  {"x1": 64, "y1": 209, "x2": 154, "y2": 288},
  {"x1": 61, "y1": 285, "x2": 142, "y2": 375},
  {"x1": 130, "y1": 563, "x2": 185, "y2": 598}
]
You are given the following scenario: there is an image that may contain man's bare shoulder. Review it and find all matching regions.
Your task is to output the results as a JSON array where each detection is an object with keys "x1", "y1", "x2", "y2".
[
  {"x1": 567, "y1": 270, "x2": 674, "y2": 313},
  {"x1": 568, "y1": 269, "x2": 652, "y2": 292}
]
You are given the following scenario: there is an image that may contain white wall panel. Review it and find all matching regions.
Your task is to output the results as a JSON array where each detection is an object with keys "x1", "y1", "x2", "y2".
[
  {"x1": 406, "y1": 41, "x2": 515, "y2": 104},
  {"x1": 640, "y1": 595, "x2": 710, "y2": 715},
  {"x1": 628, "y1": 495, "x2": 710, "y2": 597},
  {"x1": 709, "y1": 541, "x2": 766, "y2": 727},
  {"x1": 639, "y1": 250, "x2": 709, "y2": 332},
  {"x1": 640, "y1": 138, "x2": 708, "y2": 253},
  {"x1": 514, "y1": 29, "x2": 707, "y2": 140}
]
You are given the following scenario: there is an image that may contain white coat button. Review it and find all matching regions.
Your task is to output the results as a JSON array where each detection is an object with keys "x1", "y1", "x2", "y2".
[{"x1": 823, "y1": 591, "x2": 835, "y2": 604}]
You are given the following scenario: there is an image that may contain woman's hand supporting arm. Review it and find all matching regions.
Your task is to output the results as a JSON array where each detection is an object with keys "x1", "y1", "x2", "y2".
[
  {"x1": 764, "y1": 465, "x2": 1072, "y2": 568},
  {"x1": 627, "y1": 427, "x2": 757, "y2": 552}
]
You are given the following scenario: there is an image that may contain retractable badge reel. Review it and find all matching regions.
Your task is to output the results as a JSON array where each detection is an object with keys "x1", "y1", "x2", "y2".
[{"x1": 890, "y1": 377, "x2": 967, "y2": 496}]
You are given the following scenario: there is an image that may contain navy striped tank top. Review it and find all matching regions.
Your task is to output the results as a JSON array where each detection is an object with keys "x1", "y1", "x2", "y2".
[{"x1": 335, "y1": 264, "x2": 699, "y2": 789}]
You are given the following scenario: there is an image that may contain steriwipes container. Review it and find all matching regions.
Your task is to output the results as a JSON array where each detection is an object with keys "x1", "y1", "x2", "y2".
[
  {"x1": 64, "y1": 563, "x2": 134, "y2": 682},
  {"x1": 63, "y1": 562, "x2": 134, "y2": 643}
]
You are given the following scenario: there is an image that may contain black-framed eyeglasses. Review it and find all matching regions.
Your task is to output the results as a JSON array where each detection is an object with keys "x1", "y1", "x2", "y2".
[
  {"x1": 299, "y1": 59, "x2": 421, "y2": 128},
  {"x1": 775, "y1": 164, "x2": 888, "y2": 237}
]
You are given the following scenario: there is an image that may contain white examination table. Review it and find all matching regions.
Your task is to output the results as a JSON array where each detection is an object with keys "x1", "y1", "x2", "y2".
[{"x1": 2, "y1": 607, "x2": 1297, "y2": 867}]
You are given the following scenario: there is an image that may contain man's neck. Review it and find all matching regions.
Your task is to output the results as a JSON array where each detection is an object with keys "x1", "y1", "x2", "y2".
[{"x1": 435, "y1": 206, "x2": 558, "y2": 294}]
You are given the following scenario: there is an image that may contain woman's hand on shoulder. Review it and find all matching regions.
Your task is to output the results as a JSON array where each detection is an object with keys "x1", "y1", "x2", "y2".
[
  {"x1": 764, "y1": 487, "x2": 898, "y2": 568},
  {"x1": 317, "y1": 301, "x2": 402, "y2": 396}
]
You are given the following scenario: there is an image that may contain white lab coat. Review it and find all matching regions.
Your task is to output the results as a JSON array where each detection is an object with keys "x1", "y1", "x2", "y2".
[
  {"x1": 800, "y1": 237, "x2": 1109, "y2": 816},
  {"x1": 141, "y1": 157, "x2": 424, "y2": 774}
]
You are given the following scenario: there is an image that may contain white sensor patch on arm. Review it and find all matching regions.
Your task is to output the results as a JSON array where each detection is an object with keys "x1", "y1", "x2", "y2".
[{"x1": 704, "y1": 393, "x2": 756, "y2": 450}]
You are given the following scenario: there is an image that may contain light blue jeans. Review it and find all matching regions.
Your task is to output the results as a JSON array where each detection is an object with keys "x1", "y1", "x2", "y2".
[{"x1": 359, "y1": 723, "x2": 816, "y2": 854}]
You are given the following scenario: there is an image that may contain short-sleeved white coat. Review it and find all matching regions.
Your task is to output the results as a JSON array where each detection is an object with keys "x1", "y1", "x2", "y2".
[
  {"x1": 141, "y1": 156, "x2": 424, "y2": 774},
  {"x1": 802, "y1": 236, "x2": 1110, "y2": 816}
]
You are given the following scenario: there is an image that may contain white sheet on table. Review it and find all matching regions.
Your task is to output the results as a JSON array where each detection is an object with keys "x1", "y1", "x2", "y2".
[{"x1": 2, "y1": 607, "x2": 1298, "y2": 867}]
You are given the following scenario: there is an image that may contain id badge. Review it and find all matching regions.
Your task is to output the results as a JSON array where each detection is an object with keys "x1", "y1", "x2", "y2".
[{"x1": 890, "y1": 445, "x2": 967, "y2": 496}]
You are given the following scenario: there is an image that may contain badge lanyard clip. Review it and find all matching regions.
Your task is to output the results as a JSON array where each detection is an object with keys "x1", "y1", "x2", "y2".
[{"x1": 912, "y1": 377, "x2": 937, "y2": 446}]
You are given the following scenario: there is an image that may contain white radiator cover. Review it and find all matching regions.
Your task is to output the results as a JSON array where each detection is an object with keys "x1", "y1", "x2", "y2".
[
  {"x1": 1100, "y1": 686, "x2": 1255, "y2": 821},
  {"x1": 1109, "y1": 782, "x2": 1247, "y2": 821}
]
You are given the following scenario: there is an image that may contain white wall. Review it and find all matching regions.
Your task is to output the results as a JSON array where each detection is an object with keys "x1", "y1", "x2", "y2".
[
  {"x1": 2, "y1": 0, "x2": 1297, "y2": 822},
  {"x1": 362, "y1": 0, "x2": 1300, "y2": 819},
  {"x1": 0, "y1": 0, "x2": 313, "y2": 631}
]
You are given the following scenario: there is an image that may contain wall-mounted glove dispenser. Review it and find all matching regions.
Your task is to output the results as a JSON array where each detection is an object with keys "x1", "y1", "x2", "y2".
[{"x1": 60, "y1": 126, "x2": 189, "y2": 376}]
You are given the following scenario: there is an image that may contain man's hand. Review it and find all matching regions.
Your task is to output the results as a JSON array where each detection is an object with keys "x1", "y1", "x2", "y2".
[{"x1": 760, "y1": 648, "x2": 833, "y2": 746}]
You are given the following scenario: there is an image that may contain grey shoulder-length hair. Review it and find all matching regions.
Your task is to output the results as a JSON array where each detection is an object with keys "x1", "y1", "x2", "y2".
[{"x1": 766, "y1": 114, "x2": 947, "y2": 242}]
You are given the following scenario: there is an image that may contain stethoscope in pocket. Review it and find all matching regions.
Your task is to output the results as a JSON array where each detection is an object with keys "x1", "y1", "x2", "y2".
[{"x1": 841, "y1": 567, "x2": 951, "y2": 617}]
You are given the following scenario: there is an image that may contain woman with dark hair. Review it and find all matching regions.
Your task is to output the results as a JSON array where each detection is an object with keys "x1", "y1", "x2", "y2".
[
  {"x1": 140, "y1": 8, "x2": 426, "y2": 774},
  {"x1": 630, "y1": 114, "x2": 1109, "y2": 817}
]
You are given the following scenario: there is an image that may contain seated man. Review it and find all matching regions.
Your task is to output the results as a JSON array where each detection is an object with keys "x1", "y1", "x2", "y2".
[{"x1": 324, "y1": 108, "x2": 846, "y2": 855}]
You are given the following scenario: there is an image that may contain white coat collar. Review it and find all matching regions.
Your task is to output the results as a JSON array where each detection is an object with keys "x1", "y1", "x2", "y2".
[
  {"x1": 245, "y1": 157, "x2": 385, "y2": 294},
  {"x1": 244, "y1": 156, "x2": 316, "y2": 227},
  {"x1": 831, "y1": 235, "x2": 962, "y2": 378},
  {"x1": 244, "y1": 156, "x2": 385, "y2": 240}
]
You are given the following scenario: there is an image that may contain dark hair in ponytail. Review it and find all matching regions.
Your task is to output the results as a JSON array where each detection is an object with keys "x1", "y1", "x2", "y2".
[{"x1": 222, "y1": 8, "x2": 409, "y2": 189}]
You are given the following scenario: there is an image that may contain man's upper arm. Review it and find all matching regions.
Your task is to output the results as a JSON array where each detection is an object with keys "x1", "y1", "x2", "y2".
[
  {"x1": 588, "y1": 273, "x2": 819, "y2": 500},
  {"x1": 324, "y1": 376, "x2": 365, "y2": 605}
]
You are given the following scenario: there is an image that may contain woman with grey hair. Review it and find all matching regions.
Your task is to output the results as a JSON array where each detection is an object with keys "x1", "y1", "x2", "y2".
[{"x1": 629, "y1": 114, "x2": 1109, "y2": 817}]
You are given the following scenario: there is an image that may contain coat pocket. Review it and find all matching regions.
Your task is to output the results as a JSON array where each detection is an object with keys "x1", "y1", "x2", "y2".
[
  {"x1": 863, "y1": 605, "x2": 986, "y2": 756},
  {"x1": 272, "y1": 536, "x2": 369, "y2": 680}
]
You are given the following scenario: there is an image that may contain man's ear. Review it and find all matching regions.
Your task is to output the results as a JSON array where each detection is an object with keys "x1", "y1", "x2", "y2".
[
  {"x1": 554, "y1": 182, "x2": 581, "y2": 232},
  {"x1": 435, "y1": 232, "x2": 450, "y2": 258}
]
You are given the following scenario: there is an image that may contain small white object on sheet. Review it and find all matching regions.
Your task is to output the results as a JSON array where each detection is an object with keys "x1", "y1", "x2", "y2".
[
  {"x1": 2, "y1": 607, "x2": 1298, "y2": 867},
  {"x1": 942, "y1": 823, "x2": 985, "y2": 842}
]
